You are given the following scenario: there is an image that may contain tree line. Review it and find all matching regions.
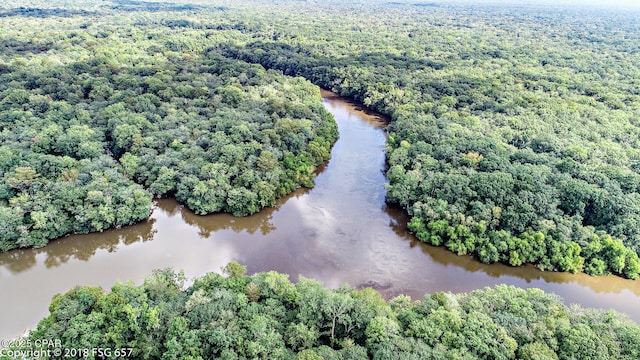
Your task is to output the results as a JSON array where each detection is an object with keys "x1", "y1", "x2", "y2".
[{"x1": 12, "y1": 264, "x2": 640, "y2": 359}]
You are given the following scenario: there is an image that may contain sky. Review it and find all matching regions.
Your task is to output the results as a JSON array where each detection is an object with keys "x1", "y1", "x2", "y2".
[
  {"x1": 446, "y1": 0, "x2": 640, "y2": 8},
  {"x1": 562, "y1": 0, "x2": 640, "y2": 7}
]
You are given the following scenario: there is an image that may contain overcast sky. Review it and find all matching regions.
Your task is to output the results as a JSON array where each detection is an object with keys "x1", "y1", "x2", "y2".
[
  {"x1": 564, "y1": 0, "x2": 640, "y2": 7},
  {"x1": 448, "y1": 0, "x2": 640, "y2": 8}
]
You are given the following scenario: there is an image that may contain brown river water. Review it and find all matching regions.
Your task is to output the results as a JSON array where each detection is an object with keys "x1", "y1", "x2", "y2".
[{"x1": 1, "y1": 90, "x2": 639, "y2": 339}]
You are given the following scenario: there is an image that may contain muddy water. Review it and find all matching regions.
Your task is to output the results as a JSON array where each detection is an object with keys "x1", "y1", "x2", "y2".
[{"x1": 1, "y1": 90, "x2": 639, "y2": 339}]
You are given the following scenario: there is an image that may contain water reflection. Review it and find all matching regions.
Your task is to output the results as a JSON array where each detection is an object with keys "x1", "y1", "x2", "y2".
[
  {"x1": 1, "y1": 90, "x2": 639, "y2": 340},
  {"x1": 0, "y1": 219, "x2": 156, "y2": 275},
  {"x1": 179, "y1": 197, "x2": 281, "y2": 237}
]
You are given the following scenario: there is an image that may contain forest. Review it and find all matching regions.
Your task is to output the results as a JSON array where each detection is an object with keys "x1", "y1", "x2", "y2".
[
  {"x1": 218, "y1": 0, "x2": 640, "y2": 279},
  {"x1": 6, "y1": 264, "x2": 640, "y2": 359},
  {"x1": 0, "y1": 0, "x2": 337, "y2": 251},
  {"x1": 2, "y1": 0, "x2": 640, "y2": 279},
  {"x1": 2, "y1": 0, "x2": 640, "y2": 357}
]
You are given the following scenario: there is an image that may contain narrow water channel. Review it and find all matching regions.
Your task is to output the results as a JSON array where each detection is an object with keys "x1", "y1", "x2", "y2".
[{"x1": 1, "y1": 90, "x2": 639, "y2": 340}]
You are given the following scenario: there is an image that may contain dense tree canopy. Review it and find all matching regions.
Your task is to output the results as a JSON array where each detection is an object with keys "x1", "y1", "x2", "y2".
[
  {"x1": 2, "y1": 0, "x2": 640, "y2": 358},
  {"x1": 11, "y1": 265, "x2": 640, "y2": 359},
  {"x1": 0, "y1": 1, "x2": 337, "y2": 250},
  {"x1": 4, "y1": 0, "x2": 640, "y2": 277},
  {"x1": 215, "y1": 0, "x2": 640, "y2": 279},
  {"x1": 2, "y1": 0, "x2": 640, "y2": 280}
]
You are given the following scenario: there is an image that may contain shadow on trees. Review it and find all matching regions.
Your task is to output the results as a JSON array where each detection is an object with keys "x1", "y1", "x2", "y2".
[
  {"x1": 108, "y1": 0, "x2": 205, "y2": 13},
  {"x1": 0, "y1": 38, "x2": 58, "y2": 56},
  {"x1": 0, "y1": 7, "x2": 95, "y2": 18}
]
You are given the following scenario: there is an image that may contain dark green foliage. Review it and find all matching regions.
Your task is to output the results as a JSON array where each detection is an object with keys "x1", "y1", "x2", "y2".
[
  {"x1": 2, "y1": 1, "x2": 639, "y2": 357},
  {"x1": 2, "y1": 0, "x2": 640, "y2": 284},
  {"x1": 19, "y1": 267, "x2": 640, "y2": 359},
  {"x1": 215, "y1": 0, "x2": 640, "y2": 279},
  {"x1": 0, "y1": 4, "x2": 337, "y2": 250}
]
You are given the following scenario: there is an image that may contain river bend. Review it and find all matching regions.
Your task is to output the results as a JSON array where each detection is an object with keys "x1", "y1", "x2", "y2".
[{"x1": 1, "y1": 90, "x2": 639, "y2": 339}]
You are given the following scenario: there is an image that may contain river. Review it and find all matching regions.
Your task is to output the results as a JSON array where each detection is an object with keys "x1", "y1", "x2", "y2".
[{"x1": 1, "y1": 90, "x2": 639, "y2": 340}]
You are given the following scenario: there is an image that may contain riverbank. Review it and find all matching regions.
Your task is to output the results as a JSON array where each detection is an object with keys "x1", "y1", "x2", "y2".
[{"x1": 2, "y1": 91, "x2": 639, "y2": 340}]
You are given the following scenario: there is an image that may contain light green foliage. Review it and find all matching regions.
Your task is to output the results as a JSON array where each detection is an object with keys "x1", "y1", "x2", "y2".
[
  {"x1": 24, "y1": 266, "x2": 640, "y2": 359},
  {"x1": 222, "y1": 261, "x2": 247, "y2": 279},
  {"x1": 519, "y1": 342, "x2": 559, "y2": 360},
  {"x1": 295, "y1": 349, "x2": 323, "y2": 360}
]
